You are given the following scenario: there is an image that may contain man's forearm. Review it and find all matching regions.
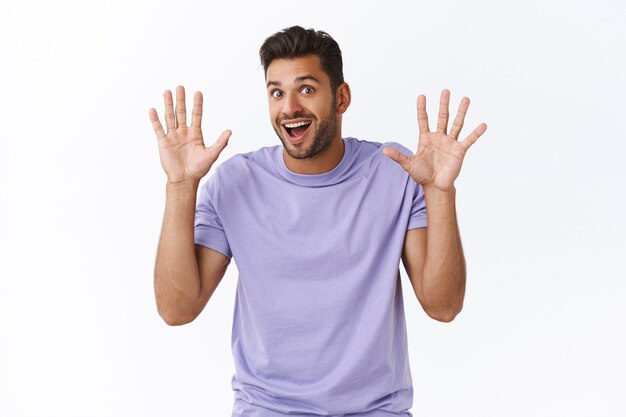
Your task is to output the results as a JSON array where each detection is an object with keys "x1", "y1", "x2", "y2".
[
  {"x1": 154, "y1": 180, "x2": 203, "y2": 325},
  {"x1": 421, "y1": 185, "x2": 466, "y2": 320}
]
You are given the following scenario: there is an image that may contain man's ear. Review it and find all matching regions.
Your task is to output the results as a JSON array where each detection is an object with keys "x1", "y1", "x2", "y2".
[{"x1": 335, "y1": 83, "x2": 351, "y2": 114}]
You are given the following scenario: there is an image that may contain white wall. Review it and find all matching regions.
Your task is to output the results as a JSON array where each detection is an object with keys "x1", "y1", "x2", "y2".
[{"x1": 1, "y1": 0, "x2": 624, "y2": 416}]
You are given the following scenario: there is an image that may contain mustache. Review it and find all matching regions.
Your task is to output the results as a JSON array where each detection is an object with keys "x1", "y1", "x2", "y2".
[{"x1": 277, "y1": 112, "x2": 317, "y2": 123}]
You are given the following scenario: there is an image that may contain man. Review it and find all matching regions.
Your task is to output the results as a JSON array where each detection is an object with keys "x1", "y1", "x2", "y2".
[{"x1": 149, "y1": 26, "x2": 487, "y2": 417}]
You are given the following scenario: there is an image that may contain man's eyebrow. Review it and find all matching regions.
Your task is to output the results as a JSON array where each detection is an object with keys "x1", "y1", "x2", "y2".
[
  {"x1": 294, "y1": 75, "x2": 320, "y2": 84},
  {"x1": 266, "y1": 75, "x2": 321, "y2": 88}
]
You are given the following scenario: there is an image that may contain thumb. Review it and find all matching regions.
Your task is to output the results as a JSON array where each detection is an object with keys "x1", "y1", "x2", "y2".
[
  {"x1": 206, "y1": 129, "x2": 232, "y2": 161},
  {"x1": 382, "y1": 146, "x2": 411, "y2": 171}
]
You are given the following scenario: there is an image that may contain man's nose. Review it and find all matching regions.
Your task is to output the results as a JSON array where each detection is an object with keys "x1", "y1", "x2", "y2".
[{"x1": 281, "y1": 93, "x2": 303, "y2": 118}]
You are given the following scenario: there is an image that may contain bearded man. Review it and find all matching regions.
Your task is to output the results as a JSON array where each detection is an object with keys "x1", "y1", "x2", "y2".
[{"x1": 149, "y1": 25, "x2": 487, "y2": 417}]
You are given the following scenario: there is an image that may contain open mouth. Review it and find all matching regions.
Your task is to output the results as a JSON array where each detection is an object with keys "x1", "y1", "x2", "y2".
[{"x1": 283, "y1": 120, "x2": 312, "y2": 141}]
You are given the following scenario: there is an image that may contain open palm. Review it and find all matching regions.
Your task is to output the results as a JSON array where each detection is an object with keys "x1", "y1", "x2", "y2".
[
  {"x1": 149, "y1": 86, "x2": 231, "y2": 184},
  {"x1": 383, "y1": 89, "x2": 487, "y2": 191}
]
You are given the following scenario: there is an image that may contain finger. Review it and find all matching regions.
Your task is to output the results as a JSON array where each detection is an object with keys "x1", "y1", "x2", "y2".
[
  {"x1": 417, "y1": 95, "x2": 429, "y2": 134},
  {"x1": 382, "y1": 146, "x2": 411, "y2": 172},
  {"x1": 148, "y1": 108, "x2": 166, "y2": 140},
  {"x1": 163, "y1": 90, "x2": 176, "y2": 132},
  {"x1": 175, "y1": 85, "x2": 187, "y2": 128},
  {"x1": 449, "y1": 97, "x2": 470, "y2": 140},
  {"x1": 190, "y1": 91, "x2": 203, "y2": 128},
  {"x1": 459, "y1": 123, "x2": 488, "y2": 152},
  {"x1": 436, "y1": 89, "x2": 450, "y2": 134},
  {"x1": 206, "y1": 129, "x2": 232, "y2": 162}
]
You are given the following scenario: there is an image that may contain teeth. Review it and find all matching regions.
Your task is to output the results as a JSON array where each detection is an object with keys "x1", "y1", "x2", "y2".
[{"x1": 284, "y1": 121, "x2": 311, "y2": 128}]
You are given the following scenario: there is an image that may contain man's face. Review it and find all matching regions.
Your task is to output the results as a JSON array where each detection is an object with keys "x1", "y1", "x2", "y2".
[{"x1": 266, "y1": 55, "x2": 338, "y2": 160}]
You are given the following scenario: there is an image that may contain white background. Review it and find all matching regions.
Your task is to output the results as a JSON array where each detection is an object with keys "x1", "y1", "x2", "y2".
[{"x1": 1, "y1": 0, "x2": 625, "y2": 416}]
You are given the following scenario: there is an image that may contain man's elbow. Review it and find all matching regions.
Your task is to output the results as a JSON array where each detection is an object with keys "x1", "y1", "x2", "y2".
[
  {"x1": 426, "y1": 309, "x2": 460, "y2": 323},
  {"x1": 161, "y1": 314, "x2": 193, "y2": 326},
  {"x1": 424, "y1": 302, "x2": 463, "y2": 323},
  {"x1": 157, "y1": 305, "x2": 198, "y2": 326}
]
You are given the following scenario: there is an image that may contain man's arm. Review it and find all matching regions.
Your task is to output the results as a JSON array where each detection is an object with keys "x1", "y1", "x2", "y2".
[
  {"x1": 401, "y1": 187, "x2": 465, "y2": 322},
  {"x1": 149, "y1": 85, "x2": 232, "y2": 325},
  {"x1": 383, "y1": 89, "x2": 487, "y2": 322},
  {"x1": 154, "y1": 180, "x2": 230, "y2": 326}
]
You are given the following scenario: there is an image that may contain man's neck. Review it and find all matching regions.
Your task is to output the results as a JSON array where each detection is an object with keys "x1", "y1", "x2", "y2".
[{"x1": 283, "y1": 136, "x2": 345, "y2": 175}]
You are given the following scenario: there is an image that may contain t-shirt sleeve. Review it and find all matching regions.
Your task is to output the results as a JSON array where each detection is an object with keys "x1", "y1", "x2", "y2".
[
  {"x1": 193, "y1": 170, "x2": 233, "y2": 258},
  {"x1": 407, "y1": 179, "x2": 428, "y2": 230}
]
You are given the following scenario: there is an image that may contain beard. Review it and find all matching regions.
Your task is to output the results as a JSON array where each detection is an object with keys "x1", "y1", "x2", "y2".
[{"x1": 273, "y1": 101, "x2": 338, "y2": 160}]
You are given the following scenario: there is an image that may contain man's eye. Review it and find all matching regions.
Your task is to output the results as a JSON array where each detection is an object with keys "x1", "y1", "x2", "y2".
[
  {"x1": 301, "y1": 86, "x2": 314, "y2": 94},
  {"x1": 271, "y1": 90, "x2": 283, "y2": 98}
]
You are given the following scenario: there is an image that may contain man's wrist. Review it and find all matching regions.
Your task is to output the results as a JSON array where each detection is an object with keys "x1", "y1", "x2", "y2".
[
  {"x1": 422, "y1": 184, "x2": 456, "y2": 199},
  {"x1": 166, "y1": 179, "x2": 200, "y2": 196}
]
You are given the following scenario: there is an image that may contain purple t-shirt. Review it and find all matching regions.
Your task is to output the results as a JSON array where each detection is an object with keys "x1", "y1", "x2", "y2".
[{"x1": 194, "y1": 137, "x2": 427, "y2": 417}]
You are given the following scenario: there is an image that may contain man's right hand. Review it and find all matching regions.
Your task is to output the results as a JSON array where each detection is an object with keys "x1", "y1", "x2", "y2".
[{"x1": 149, "y1": 85, "x2": 231, "y2": 184}]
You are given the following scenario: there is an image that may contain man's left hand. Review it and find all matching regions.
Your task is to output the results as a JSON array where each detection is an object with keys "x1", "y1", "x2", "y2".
[{"x1": 383, "y1": 89, "x2": 487, "y2": 192}]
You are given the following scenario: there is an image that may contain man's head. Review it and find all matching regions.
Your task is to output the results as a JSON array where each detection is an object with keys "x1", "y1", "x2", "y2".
[
  {"x1": 260, "y1": 26, "x2": 344, "y2": 93},
  {"x1": 260, "y1": 26, "x2": 351, "y2": 162}
]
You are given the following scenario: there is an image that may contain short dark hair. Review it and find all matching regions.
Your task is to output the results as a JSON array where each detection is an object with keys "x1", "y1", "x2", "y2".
[{"x1": 259, "y1": 26, "x2": 345, "y2": 92}]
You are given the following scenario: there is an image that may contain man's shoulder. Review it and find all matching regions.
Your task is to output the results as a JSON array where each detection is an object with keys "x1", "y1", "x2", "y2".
[
  {"x1": 214, "y1": 144, "x2": 279, "y2": 176},
  {"x1": 347, "y1": 137, "x2": 416, "y2": 187},
  {"x1": 348, "y1": 137, "x2": 414, "y2": 158}
]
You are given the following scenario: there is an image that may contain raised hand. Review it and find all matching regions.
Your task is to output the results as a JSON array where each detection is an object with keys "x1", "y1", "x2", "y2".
[
  {"x1": 383, "y1": 89, "x2": 487, "y2": 192},
  {"x1": 149, "y1": 85, "x2": 231, "y2": 184}
]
